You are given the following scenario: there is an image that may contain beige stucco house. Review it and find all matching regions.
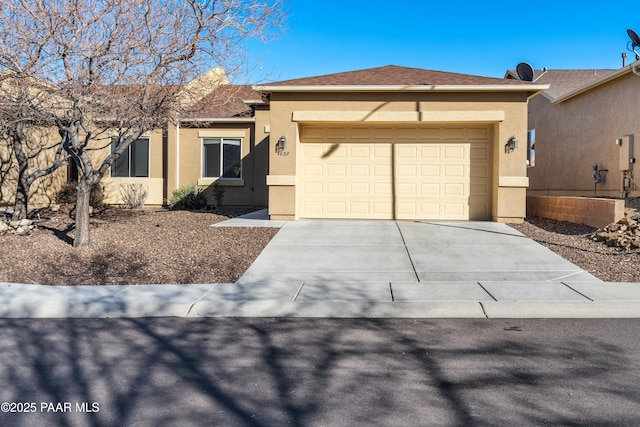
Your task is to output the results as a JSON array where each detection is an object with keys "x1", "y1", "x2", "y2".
[
  {"x1": 256, "y1": 65, "x2": 546, "y2": 222},
  {"x1": 505, "y1": 65, "x2": 640, "y2": 199},
  {"x1": 2, "y1": 65, "x2": 546, "y2": 223}
]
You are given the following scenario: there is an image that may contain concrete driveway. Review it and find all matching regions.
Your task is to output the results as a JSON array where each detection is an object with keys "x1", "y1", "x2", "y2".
[
  {"x1": 232, "y1": 220, "x2": 601, "y2": 304},
  {"x1": 5, "y1": 218, "x2": 640, "y2": 319}
]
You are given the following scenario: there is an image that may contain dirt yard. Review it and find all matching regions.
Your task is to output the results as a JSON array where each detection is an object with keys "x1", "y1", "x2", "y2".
[
  {"x1": 511, "y1": 217, "x2": 640, "y2": 283},
  {"x1": 0, "y1": 207, "x2": 277, "y2": 285}
]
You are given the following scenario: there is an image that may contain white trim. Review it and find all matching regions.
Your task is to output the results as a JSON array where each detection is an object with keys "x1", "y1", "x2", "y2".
[
  {"x1": 201, "y1": 137, "x2": 243, "y2": 180},
  {"x1": 254, "y1": 84, "x2": 548, "y2": 93},
  {"x1": 176, "y1": 121, "x2": 180, "y2": 189},
  {"x1": 111, "y1": 136, "x2": 151, "y2": 178}
]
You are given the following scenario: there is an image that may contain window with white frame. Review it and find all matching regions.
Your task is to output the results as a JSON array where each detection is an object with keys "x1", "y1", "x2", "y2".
[
  {"x1": 202, "y1": 138, "x2": 242, "y2": 178},
  {"x1": 111, "y1": 137, "x2": 149, "y2": 177},
  {"x1": 527, "y1": 129, "x2": 535, "y2": 167}
]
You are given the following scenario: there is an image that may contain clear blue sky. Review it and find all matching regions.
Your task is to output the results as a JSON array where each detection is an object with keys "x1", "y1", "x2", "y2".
[{"x1": 240, "y1": 1, "x2": 639, "y2": 83}]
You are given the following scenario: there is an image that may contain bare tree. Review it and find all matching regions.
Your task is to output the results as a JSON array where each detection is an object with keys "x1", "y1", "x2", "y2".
[
  {"x1": 0, "y1": 137, "x2": 13, "y2": 207},
  {"x1": 0, "y1": 76, "x2": 67, "y2": 221},
  {"x1": 0, "y1": 0, "x2": 284, "y2": 246}
]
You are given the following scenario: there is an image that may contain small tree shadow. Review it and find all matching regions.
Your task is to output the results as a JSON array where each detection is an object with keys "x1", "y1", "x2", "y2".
[{"x1": 39, "y1": 222, "x2": 75, "y2": 246}]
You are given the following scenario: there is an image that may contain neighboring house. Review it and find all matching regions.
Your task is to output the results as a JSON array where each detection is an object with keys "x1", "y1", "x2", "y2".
[
  {"x1": 1, "y1": 65, "x2": 547, "y2": 223},
  {"x1": 505, "y1": 66, "x2": 640, "y2": 199}
]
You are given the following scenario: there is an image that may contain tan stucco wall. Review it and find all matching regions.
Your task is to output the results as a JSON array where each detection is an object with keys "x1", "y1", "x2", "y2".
[
  {"x1": 101, "y1": 129, "x2": 165, "y2": 205},
  {"x1": 0, "y1": 127, "x2": 68, "y2": 209},
  {"x1": 528, "y1": 71, "x2": 640, "y2": 198},
  {"x1": 165, "y1": 121, "x2": 267, "y2": 207},
  {"x1": 265, "y1": 91, "x2": 531, "y2": 222},
  {"x1": 252, "y1": 106, "x2": 271, "y2": 206}
]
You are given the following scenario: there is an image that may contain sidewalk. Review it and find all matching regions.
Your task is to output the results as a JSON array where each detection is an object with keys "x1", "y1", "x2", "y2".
[{"x1": 1, "y1": 280, "x2": 639, "y2": 319}]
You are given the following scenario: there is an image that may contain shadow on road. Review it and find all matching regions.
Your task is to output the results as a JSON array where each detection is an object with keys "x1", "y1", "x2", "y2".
[{"x1": 0, "y1": 318, "x2": 638, "y2": 426}]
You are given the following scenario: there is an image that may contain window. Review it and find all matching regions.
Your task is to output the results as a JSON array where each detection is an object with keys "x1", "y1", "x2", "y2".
[
  {"x1": 111, "y1": 138, "x2": 149, "y2": 177},
  {"x1": 527, "y1": 129, "x2": 535, "y2": 167},
  {"x1": 202, "y1": 138, "x2": 242, "y2": 178}
]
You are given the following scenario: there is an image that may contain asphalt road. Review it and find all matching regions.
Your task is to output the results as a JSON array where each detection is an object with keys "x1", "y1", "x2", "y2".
[{"x1": 0, "y1": 318, "x2": 639, "y2": 426}]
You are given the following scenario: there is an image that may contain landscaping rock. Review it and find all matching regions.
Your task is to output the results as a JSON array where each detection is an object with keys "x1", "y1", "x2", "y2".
[
  {"x1": 0, "y1": 218, "x2": 38, "y2": 236},
  {"x1": 591, "y1": 213, "x2": 640, "y2": 250}
]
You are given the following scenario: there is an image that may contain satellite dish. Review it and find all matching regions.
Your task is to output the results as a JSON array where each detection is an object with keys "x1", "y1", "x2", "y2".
[
  {"x1": 516, "y1": 62, "x2": 534, "y2": 82},
  {"x1": 627, "y1": 29, "x2": 640, "y2": 47},
  {"x1": 627, "y1": 29, "x2": 640, "y2": 59}
]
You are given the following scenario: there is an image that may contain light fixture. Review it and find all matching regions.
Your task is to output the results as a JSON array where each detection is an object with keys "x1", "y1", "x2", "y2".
[
  {"x1": 277, "y1": 135, "x2": 286, "y2": 151},
  {"x1": 506, "y1": 136, "x2": 517, "y2": 152}
]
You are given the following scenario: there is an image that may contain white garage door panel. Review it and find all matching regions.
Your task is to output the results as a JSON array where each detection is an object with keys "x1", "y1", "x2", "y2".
[
  {"x1": 396, "y1": 142, "x2": 468, "y2": 220},
  {"x1": 299, "y1": 143, "x2": 393, "y2": 219},
  {"x1": 298, "y1": 125, "x2": 492, "y2": 220}
]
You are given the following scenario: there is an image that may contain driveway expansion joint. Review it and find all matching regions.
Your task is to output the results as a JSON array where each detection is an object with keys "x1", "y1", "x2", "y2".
[
  {"x1": 561, "y1": 282, "x2": 594, "y2": 301},
  {"x1": 395, "y1": 221, "x2": 420, "y2": 282},
  {"x1": 477, "y1": 282, "x2": 498, "y2": 301}
]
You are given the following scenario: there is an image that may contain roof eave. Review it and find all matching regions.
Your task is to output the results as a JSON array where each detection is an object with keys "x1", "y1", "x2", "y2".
[{"x1": 253, "y1": 84, "x2": 550, "y2": 93}]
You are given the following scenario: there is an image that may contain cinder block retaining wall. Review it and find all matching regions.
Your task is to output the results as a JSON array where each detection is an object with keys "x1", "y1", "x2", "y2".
[{"x1": 526, "y1": 195, "x2": 625, "y2": 229}]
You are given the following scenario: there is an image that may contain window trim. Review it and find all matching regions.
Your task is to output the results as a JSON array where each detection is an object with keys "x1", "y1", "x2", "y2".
[
  {"x1": 201, "y1": 137, "x2": 243, "y2": 180},
  {"x1": 110, "y1": 137, "x2": 151, "y2": 178}
]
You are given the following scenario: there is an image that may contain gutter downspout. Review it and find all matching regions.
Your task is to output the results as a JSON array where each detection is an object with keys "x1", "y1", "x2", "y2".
[{"x1": 176, "y1": 120, "x2": 180, "y2": 190}]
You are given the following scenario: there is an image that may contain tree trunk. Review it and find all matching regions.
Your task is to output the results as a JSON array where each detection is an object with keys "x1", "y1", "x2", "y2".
[
  {"x1": 11, "y1": 175, "x2": 28, "y2": 221},
  {"x1": 11, "y1": 127, "x2": 29, "y2": 221},
  {"x1": 73, "y1": 180, "x2": 92, "y2": 248}
]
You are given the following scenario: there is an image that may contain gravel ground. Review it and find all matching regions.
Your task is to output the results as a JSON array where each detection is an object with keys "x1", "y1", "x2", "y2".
[
  {"x1": 511, "y1": 217, "x2": 640, "y2": 283},
  {"x1": 0, "y1": 207, "x2": 278, "y2": 285}
]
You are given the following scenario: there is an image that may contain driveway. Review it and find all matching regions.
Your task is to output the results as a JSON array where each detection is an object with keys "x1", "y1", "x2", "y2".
[{"x1": 232, "y1": 220, "x2": 600, "y2": 303}]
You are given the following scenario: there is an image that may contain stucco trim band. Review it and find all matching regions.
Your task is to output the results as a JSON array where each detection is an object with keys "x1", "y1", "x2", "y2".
[
  {"x1": 292, "y1": 111, "x2": 505, "y2": 123},
  {"x1": 266, "y1": 175, "x2": 296, "y2": 186},
  {"x1": 498, "y1": 176, "x2": 529, "y2": 187},
  {"x1": 198, "y1": 130, "x2": 247, "y2": 138},
  {"x1": 197, "y1": 178, "x2": 245, "y2": 187}
]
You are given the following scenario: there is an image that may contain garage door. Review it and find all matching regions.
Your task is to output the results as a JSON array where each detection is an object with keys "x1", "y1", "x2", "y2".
[{"x1": 298, "y1": 125, "x2": 492, "y2": 220}]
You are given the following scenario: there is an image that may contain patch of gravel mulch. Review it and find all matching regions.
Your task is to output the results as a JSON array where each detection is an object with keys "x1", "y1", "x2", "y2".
[
  {"x1": 510, "y1": 217, "x2": 640, "y2": 283},
  {"x1": 0, "y1": 207, "x2": 278, "y2": 285}
]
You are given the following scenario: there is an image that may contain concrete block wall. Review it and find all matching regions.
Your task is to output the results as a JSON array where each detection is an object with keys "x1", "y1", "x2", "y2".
[{"x1": 526, "y1": 195, "x2": 625, "y2": 229}]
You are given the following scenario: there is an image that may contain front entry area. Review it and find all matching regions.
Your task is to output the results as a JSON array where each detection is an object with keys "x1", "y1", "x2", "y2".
[{"x1": 297, "y1": 124, "x2": 493, "y2": 220}]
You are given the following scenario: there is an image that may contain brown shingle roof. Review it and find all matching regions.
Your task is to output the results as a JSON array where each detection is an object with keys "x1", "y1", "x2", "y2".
[
  {"x1": 268, "y1": 65, "x2": 535, "y2": 87},
  {"x1": 188, "y1": 85, "x2": 260, "y2": 119},
  {"x1": 506, "y1": 69, "x2": 616, "y2": 99}
]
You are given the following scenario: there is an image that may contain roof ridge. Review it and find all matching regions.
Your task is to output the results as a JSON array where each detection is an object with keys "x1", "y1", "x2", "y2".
[{"x1": 268, "y1": 65, "x2": 535, "y2": 87}]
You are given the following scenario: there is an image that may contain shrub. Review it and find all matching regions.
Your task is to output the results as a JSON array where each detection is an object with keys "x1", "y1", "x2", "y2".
[
  {"x1": 212, "y1": 182, "x2": 225, "y2": 207},
  {"x1": 56, "y1": 181, "x2": 105, "y2": 208},
  {"x1": 168, "y1": 183, "x2": 207, "y2": 210},
  {"x1": 120, "y1": 183, "x2": 148, "y2": 209},
  {"x1": 55, "y1": 182, "x2": 77, "y2": 205}
]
